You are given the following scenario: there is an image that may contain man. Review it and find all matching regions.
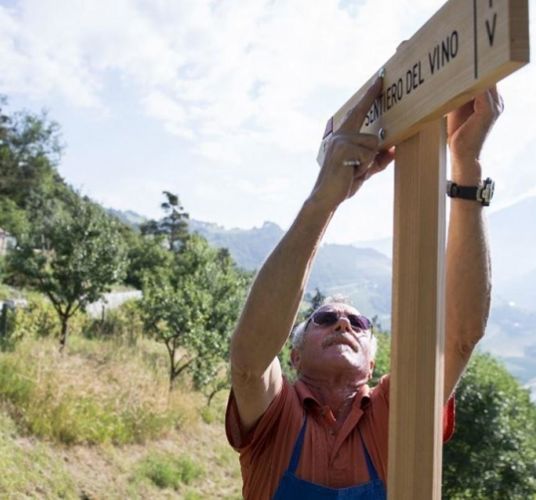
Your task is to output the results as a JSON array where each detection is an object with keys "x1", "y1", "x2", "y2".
[{"x1": 227, "y1": 75, "x2": 503, "y2": 499}]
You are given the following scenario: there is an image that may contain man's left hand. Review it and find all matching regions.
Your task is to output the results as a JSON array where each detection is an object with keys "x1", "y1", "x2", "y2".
[{"x1": 447, "y1": 86, "x2": 504, "y2": 177}]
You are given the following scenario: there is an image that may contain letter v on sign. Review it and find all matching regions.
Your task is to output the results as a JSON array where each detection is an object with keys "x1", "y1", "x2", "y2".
[
  {"x1": 486, "y1": 13, "x2": 498, "y2": 46},
  {"x1": 317, "y1": 0, "x2": 529, "y2": 166}
]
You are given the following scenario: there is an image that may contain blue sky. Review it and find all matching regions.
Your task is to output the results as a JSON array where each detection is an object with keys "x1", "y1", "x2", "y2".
[{"x1": 1, "y1": 0, "x2": 535, "y2": 244}]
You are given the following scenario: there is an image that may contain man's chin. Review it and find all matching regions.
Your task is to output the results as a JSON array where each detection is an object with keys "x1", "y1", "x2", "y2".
[{"x1": 326, "y1": 342, "x2": 358, "y2": 353}]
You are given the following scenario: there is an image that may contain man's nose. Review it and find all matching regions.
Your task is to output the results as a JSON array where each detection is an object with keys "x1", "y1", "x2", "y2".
[{"x1": 334, "y1": 316, "x2": 352, "y2": 332}]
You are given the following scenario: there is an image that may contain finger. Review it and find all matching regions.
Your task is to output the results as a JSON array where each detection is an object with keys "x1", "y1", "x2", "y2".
[
  {"x1": 336, "y1": 143, "x2": 378, "y2": 169},
  {"x1": 339, "y1": 77, "x2": 383, "y2": 134},
  {"x1": 473, "y1": 89, "x2": 501, "y2": 122},
  {"x1": 367, "y1": 147, "x2": 395, "y2": 177}
]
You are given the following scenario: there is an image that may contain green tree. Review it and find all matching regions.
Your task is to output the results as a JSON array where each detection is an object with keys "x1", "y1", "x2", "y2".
[
  {"x1": 140, "y1": 191, "x2": 189, "y2": 252},
  {"x1": 0, "y1": 98, "x2": 64, "y2": 203},
  {"x1": 370, "y1": 339, "x2": 536, "y2": 498},
  {"x1": 443, "y1": 352, "x2": 536, "y2": 499},
  {"x1": 0, "y1": 198, "x2": 30, "y2": 240},
  {"x1": 0, "y1": 96, "x2": 73, "y2": 249},
  {"x1": 141, "y1": 234, "x2": 248, "y2": 393},
  {"x1": 125, "y1": 234, "x2": 173, "y2": 290},
  {"x1": 8, "y1": 195, "x2": 128, "y2": 350}
]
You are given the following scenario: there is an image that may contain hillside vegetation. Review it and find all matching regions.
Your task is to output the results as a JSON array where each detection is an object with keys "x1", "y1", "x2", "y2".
[{"x1": 0, "y1": 328, "x2": 241, "y2": 499}]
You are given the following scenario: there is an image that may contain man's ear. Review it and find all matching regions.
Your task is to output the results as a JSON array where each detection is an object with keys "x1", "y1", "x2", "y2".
[{"x1": 291, "y1": 348, "x2": 301, "y2": 370}]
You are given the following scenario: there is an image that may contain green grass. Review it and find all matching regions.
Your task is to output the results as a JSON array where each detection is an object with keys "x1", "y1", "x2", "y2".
[
  {"x1": 135, "y1": 452, "x2": 204, "y2": 490},
  {"x1": 0, "y1": 412, "x2": 77, "y2": 498}
]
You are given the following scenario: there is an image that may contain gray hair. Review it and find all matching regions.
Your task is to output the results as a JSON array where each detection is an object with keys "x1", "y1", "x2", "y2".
[{"x1": 291, "y1": 295, "x2": 378, "y2": 360}]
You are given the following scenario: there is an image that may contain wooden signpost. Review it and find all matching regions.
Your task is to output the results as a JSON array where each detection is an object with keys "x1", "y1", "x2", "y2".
[{"x1": 318, "y1": 1, "x2": 529, "y2": 498}]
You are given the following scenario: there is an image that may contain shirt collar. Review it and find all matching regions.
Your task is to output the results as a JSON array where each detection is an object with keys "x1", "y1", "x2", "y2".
[{"x1": 294, "y1": 378, "x2": 371, "y2": 417}]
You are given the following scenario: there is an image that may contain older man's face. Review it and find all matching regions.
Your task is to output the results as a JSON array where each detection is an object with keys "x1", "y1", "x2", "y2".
[{"x1": 292, "y1": 303, "x2": 375, "y2": 383}]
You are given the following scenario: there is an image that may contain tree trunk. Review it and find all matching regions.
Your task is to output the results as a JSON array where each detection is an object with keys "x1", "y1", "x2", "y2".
[
  {"x1": 59, "y1": 316, "x2": 69, "y2": 352},
  {"x1": 207, "y1": 388, "x2": 219, "y2": 407},
  {"x1": 166, "y1": 341, "x2": 177, "y2": 393}
]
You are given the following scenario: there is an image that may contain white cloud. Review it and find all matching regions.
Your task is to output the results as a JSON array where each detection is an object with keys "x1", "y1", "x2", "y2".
[
  {"x1": 0, "y1": 0, "x2": 417, "y2": 154},
  {"x1": 143, "y1": 90, "x2": 193, "y2": 139},
  {"x1": 0, "y1": 0, "x2": 534, "y2": 242}
]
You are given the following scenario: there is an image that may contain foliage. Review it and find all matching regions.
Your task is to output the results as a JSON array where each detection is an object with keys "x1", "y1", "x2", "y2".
[
  {"x1": 0, "y1": 338, "x2": 189, "y2": 445},
  {"x1": 135, "y1": 452, "x2": 204, "y2": 490},
  {"x1": 0, "y1": 256, "x2": 6, "y2": 285},
  {"x1": 366, "y1": 330, "x2": 536, "y2": 497},
  {"x1": 8, "y1": 195, "x2": 128, "y2": 349},
  {"x1": 0, "y1": 198, "x2": 30, "y2": 239},
  {"x1": 125, "y1": 234, "x2": 173, "y2": 290},
  {"x1": 140, "y1": 191, "x2": 189, "y2": 252},
  {"x1": 0, "y1": 293, "x2": 92, "y2": 354},
  {"x1": 1, "y1": 296, "x2": 55, "y2": 351},
  {"x1": 141, "y1": 234, "x2": 248, "y2": 392},
  {"x1": 0, "y1": 97, "x2": 71, "y2": 246},
  {"x1": 443, "y1": 352, "x2": 536, "y2": 499},
  {"x1": 370, "y1": 330, "x2": 390, "y2": 385}
]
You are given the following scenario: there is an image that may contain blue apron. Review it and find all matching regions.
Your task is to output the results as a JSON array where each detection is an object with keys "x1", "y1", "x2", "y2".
[{"x1": 273, "y1": 416, "x2": 387, "y2": 499}]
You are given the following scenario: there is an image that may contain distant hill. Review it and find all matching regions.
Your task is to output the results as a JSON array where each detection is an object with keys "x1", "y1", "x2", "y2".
[
  {"x1": 352, "y1": 236, "x2": 393, "y2": 259},
  {"x1": 488, "y1": 196, "x2": 536, "y2": 287},
  {"x1": 188, "y1": 220, "x2": 284, "y2": 271},
  {"x1": 188, "y1": 219, "x2": 393, "y2": 324},
  {"x1": 106, "y1": 208, "x2": 147, "y2": 229}
]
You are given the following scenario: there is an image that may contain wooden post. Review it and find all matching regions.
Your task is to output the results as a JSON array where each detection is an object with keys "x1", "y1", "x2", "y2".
[
  {"x1": 315, "y1": 0, "x2": 529, "y2": 497},
  {"x1": 388, "y1": 119, "x2": 446, "y2": 499}
]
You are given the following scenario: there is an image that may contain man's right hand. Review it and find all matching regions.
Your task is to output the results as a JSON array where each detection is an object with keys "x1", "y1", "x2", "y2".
[{"x1": 311, "y1": 77, "x2": 395, "y2": 209}]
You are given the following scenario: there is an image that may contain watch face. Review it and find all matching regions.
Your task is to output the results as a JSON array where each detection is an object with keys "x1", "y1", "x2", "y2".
[{"x1": 480, "y1": 178, "x2": 495, "y2": 205}]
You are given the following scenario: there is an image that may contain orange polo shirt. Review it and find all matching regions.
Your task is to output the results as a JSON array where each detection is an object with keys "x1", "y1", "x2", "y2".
[{"x1": 226, "y1": 375, "x2": 455, "y2": 500}]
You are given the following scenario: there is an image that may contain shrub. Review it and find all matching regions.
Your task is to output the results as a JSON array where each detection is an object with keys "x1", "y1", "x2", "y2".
[
  {"x1": 2, "y1": 293, "x2": 89, "y2": 350},
  {"x1": 136, "y1": 452, "x2": 204, "y2": 490}
]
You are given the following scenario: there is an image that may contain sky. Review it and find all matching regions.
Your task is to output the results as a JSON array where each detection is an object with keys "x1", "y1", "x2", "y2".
[{"x1": 0, "y1": 0, "x2": 535, "y2": 244}]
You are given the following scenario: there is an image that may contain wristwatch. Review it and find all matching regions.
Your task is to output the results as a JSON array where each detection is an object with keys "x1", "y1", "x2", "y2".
[{"x1": 446, "y1": 177, "x2": 495, "y2": 206}]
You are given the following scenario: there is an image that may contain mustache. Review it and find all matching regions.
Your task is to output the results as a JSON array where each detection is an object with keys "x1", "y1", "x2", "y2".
[{"x1": 322, "y1": 333, "x2": 358, "y2": 352}]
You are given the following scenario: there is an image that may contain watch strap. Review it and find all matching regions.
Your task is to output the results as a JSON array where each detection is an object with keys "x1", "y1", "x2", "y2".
[
  {"x1": 446, "y1": 178, "x2": 494, "y2": 206},
  {"x1": 447, "y1": 183, "x2": 478, "y2": 200}
]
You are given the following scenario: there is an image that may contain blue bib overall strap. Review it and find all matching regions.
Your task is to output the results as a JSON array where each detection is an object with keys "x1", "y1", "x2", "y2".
[{"x1": 273, "y1": 416, "x2": 387, "y2": 499}]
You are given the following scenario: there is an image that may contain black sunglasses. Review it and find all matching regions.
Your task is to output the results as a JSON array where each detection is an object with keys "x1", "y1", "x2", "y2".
[{"x1": 311, "y1": 310, "x2": 372, "y2": 332}]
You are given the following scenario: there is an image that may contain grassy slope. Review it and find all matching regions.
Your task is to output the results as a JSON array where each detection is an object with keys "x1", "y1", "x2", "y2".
[{"x1": 0, "y1": 335, "x2": 242, "y2": 499}]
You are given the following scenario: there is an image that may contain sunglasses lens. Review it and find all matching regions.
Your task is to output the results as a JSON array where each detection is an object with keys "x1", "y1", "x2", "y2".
[
  {"x1": 312, "y1": 311, "x2": 372, "y2": 331},
  {"x1": 349, "y1": 315, "x2": 372, "y2": 331},
  {"x1": 313, "y1": 311, "x2": 338, "y2": 326}
]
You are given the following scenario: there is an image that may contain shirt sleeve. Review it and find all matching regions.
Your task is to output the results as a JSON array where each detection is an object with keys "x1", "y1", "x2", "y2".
[
  {"x1": 373, "y1": 374, "x2": 456, "y2": 443},
  {"x1": 225, "y1": 377, "x2": 290, "y2": 451}
]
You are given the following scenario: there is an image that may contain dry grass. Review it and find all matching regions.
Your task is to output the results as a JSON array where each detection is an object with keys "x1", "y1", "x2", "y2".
[
  {"x1": 0, "y1": 334, "x2": 242, "y2": 498},
  {"x1": 0, "y1": 336, "x2": 201, "y2": 445}
]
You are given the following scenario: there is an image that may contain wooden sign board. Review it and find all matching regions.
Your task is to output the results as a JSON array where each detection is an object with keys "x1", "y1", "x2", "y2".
[{"x1": 317, "y1": 0, "x2": 529, "y2": 163}]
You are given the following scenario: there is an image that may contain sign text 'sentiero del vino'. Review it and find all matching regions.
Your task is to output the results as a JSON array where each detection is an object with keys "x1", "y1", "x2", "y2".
[{"x1": 317, "y1": 0, "x2": 529, "y2": 164}]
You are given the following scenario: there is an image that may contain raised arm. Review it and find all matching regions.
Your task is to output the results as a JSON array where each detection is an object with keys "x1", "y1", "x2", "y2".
[
  {"x1": 230, "y1": 77, "x2": 395, "y2": 431},
  {"x1": 444, "y1": 87, "x2": 503, "y2": 401}
]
